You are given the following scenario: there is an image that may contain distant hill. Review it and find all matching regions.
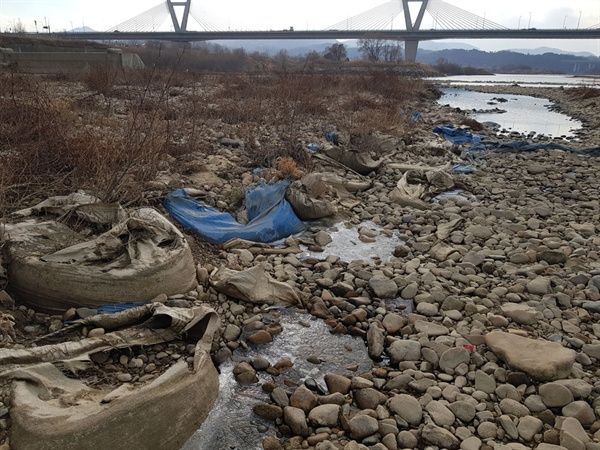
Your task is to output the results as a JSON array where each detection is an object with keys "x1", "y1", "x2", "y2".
[
  {"x1": 70, "y1": 26, "x2": 97, "y2": 33},
  {"x1": 419, "y1": 41, "x2": 479, "y2": 51},
  {"x1": 210, "y1": 39, "x2": 337, "y2": 56},
  {"x1": 416, "y1": 48, "x2": 600, "y2": 75},
  {"x1": 506, "y1": 46, "x2": 597, "y2": 58}
]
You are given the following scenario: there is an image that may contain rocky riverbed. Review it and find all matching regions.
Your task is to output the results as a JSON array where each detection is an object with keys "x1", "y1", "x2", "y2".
[{"x1": 1, "y1": 73, "x2": 600, "y2": 450}]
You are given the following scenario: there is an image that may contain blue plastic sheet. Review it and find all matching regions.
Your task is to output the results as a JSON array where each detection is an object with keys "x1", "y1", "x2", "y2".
[
  {"x1": 464, "y1": 140, "x2": 600, "y2": 161},
  {"x1": 164, "y1": 182, "x2": 306, "y2": 244},
  {"x1": 97, "y1": 302, "x2": 145, "y2": 314},
  {"x1": 452, "y1": 164, "x2": 475, "y2": 174},
  {"x1": 433, "y1": 126, "x2": 482, "y2": 145}
]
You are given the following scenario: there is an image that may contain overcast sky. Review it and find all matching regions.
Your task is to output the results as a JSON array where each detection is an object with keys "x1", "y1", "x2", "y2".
[{"x1": 1, "y1": 0, "x2": 599, "y2": 55}]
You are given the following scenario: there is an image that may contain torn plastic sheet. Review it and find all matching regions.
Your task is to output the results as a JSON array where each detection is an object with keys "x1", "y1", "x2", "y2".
[
  {"x1": 389, "y1": 166, "x2": 456, "y2": 210},
  {"x1": 432, "y1": 189, "x2": 478, "y2": 204},
  {"x1": 164, "y1": 182, "x2": 306, "y2": 244},
  {"x1": 433, "y1": 126, "x2": 482, "y2": 145},
  {"x1": 1, "y1": 303, "x2": 220, "y2": 450},
  {"x1": 464, "y1": 140, "x2": 600, "y2": 161}
]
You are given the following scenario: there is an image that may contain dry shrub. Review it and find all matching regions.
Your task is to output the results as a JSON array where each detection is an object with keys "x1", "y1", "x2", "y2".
[
  {"x1": 273, "y1": 157, "x2": 302, "y2": 179},
  {"x1": 0, "y1": 62, "x2": 175, "y2": 212},
  {"x1": 81, "y1": 64, "x2": 120, "y2": 96}
]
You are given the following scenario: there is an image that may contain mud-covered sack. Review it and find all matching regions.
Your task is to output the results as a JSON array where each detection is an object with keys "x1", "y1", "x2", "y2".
[
  {"x1": 322, "y1": 146, "x2": 382, "y2": 175},
  {"x1": 211, "y1": 264, "x2": 300, "y2": 306},
  {"x1": 285, "y1": 174, "x2": 337, "y2": 221},
  {"x1": 1, "y1": 303, "x2": 219, "y2": 450},
  {"x1": 3, "y1": 203, "x2": 197, "y2": 314}
]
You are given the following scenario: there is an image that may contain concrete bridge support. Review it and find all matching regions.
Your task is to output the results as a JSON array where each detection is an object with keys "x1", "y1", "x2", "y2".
[
  {"x1": 167, "y1": 0, "x2": 192, "y2": 32},
  {"x1": 402, "y1": 0, "x2": 429, "y2": 61}
]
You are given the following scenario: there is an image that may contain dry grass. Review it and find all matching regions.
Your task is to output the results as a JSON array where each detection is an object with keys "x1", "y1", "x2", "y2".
[
  {"x1": 568, "y1": 86, "x2": 600, "y2": 101},
  {"x1": 0, "y1": 46, "x2": 434, "y2": 214}
]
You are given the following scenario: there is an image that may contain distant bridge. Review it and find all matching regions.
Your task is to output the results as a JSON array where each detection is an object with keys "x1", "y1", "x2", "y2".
[{"x1": 51, "y1": 0, "x2": 600, "y2": 61}]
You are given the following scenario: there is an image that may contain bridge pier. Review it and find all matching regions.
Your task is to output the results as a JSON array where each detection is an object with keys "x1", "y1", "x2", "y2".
[
  {"x1": 404, "y1": 40, "x2": 419, "y2": 62},
  {"x1": 401, "y1": 0, "x2": 429, "y2": 62}
]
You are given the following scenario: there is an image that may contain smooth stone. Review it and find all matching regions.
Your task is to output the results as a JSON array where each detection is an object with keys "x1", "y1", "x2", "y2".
[
  {"x1": 387, "y1": 394, "x2": 423, "y2": 426},
  {"x1": 539, "y1": 383, "x2": 574, "y2": 407},
  {"x1": 485, "y1": 331, "x2": 576, "y2": 381},
  {"x1": 516, "y1": 415, "x2": 543, "y2": 441},
  {"x1": 308, "y1": 404, "x2": 340, "y2": 428},
  {"x1": 348, "y1": 414, "x2": 379, "y2": 439},
  {"x1": 421, "y1": 423, "x2": 460, "y2": 449}
]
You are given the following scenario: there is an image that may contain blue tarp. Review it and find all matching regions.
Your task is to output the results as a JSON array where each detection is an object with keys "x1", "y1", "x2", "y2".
[
  {"x1": 433, "y1": 126, "x2": 482, "y2": 145},
  {"x1": 164, "y1": 181, "x2": 306, "y2": 244},
  {"x1": 465, "y1": 140, "x2": 600, "y2": 161}
]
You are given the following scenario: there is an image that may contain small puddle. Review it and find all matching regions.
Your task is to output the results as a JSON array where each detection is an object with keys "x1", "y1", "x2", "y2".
[
  {"x1": 300, "y1": 221, "x2": 401, "y2": 263},
  {"x1": 181, "y1": 309, "x2": 372, "y2": 450}
]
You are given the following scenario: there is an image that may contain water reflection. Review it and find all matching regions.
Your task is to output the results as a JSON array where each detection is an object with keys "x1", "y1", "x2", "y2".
[
  {"x1": 182, "y1": 310, "x2": 372, "y2": 450},
  {"x1": 300, "y1": 221, "x2": 401, "y2": 263},
  {"x1": 438, "y1": 87, "x2": 582, "y2": 137},
  {"x1": 430, "y1": 74, "x2": 600, "y2": 88}
]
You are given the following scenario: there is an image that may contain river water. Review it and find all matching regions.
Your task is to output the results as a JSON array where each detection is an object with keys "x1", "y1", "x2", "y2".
[
  {"x1": 432, "y1": 74, "x2": 598, "y2": 138},
  {"x1": 430, "y1": 73, "x2": 600, "y2": 88}
]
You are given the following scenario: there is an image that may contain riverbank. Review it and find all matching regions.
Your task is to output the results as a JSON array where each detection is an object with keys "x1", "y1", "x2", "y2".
[{"x1": 1, "y1": 68, "x2": 600, "y2": 450}]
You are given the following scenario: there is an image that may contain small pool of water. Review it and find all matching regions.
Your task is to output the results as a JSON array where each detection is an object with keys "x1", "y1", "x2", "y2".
[
  {"x1": 181, "y1": 309, "x2": 373, "y2": 450},
  {"x1": 438, "y1": 87, "x2": 582, "y2": 137},
  {"x1": 300, "y1": 221, "x2": 402, "y2": 263}
]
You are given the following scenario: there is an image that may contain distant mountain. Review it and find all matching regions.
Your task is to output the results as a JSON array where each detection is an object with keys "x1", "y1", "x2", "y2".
[
  {"x1": 70, "y1": 26, "x2": 97, "y2": 33},
  {"x1": 419, "y1": 41, "x2": 479, "y2": 51},
  {"x1": 211, "y1": 39, "x2": 337, "y2": 56},
  {"x1": 417, "y1": 48, "x2": 600, "y2": 75},
  {"x1": 204, "y1": 39, "x2": 600, "y2": 74},
  {"x1": 507, "y1": 46, "x2": 597, "y2": 58}
]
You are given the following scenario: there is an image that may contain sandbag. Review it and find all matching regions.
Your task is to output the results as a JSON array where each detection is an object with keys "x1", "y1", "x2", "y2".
[
  {"x1": 285, "y1": 174, "x2": 337, "y2": 220},
  {"x1": 211, "y1": 264, "x2": 300, "y2": 306},
  {"x1": 4, "y1": 206, "x2": 197, "y2": 314},
  {"x1": 3, "y1": 304, "x2": 219, "y2": 450},
  {"x1": 322, "y1": 146, "x2": 382, "y2": 175},
  {"x1": 389, "y1": 166, "x2": 456, "y2": 210}
]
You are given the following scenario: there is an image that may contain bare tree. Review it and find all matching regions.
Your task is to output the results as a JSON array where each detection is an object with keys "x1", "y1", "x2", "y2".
[
  {"x1": 357, "y1": 37, "x2": 387, "y2": 62},
  {"x1": 324, "y1": 43, "x2": 348, "y2": 61},
  {"x1": 275, "y1": 49, "x2": 289, "y2": 71},
  {"x1": 13, "y1": 19, "x2": 27, "y2": 34},
  {"x1": 382, "y1": 41, "x2": 403, "y2": 63}
]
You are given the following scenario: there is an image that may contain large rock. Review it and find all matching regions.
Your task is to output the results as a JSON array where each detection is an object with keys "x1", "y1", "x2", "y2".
[
  {"x1": 307, "y1": 404, "x2": 340, "y2": 428},
  {"x1": 485, "y1": 332, "x2": 575, "y2": 381},
  {"x1": 387, "y1": 394, "x2": 422, "y2": 426},
  {"x1": 421, "y1": 423, "x2": 459, "y2": 449},
  {"x1": 387, "y1": 340, "x2": 422, "y2": 365},
  {"x1": 368, "y1": 277, "x2": 398, "y2": 299}
]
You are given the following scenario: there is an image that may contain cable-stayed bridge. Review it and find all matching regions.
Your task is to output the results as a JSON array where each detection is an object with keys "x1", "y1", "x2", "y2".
[{"x1": 54, "y1": 0, "x2": 600, "y2": 61}]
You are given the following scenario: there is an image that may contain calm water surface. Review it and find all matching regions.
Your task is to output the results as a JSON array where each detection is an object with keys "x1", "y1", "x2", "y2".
[
  {"x1": 430, "y1": 73, "x2": 600, "y2": 88},
  {"x1": 434, "y1": 74, "x2": 594, "y2": 137}
]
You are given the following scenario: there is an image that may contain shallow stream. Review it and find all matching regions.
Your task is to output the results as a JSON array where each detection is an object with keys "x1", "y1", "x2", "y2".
[
  {"x1": 181, "y1": 309, "x2": 373, "y2": 450},
  {"x1": 438, "y1": 87, "x2": 582, "y2": 138}
]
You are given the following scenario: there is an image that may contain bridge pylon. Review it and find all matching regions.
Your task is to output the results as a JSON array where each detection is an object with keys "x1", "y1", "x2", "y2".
[
  {"x1": 402, "y1": 0, "x2": 429, "y2": 61},
  {"x1": 166, "y1": 0, "x2": 192, "y2": 32}
]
